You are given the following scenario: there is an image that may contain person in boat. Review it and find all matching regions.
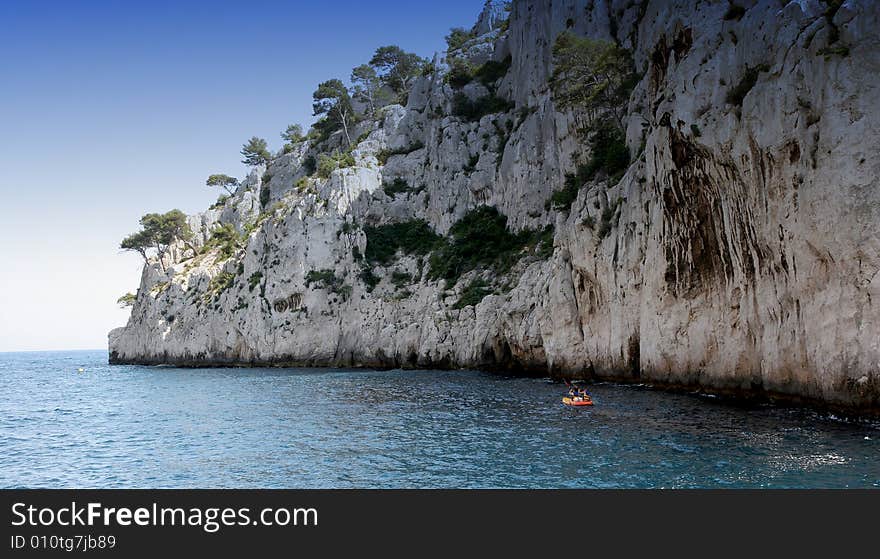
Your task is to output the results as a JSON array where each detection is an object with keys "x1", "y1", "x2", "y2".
[{"x1": 578, "y1": 387, "x2": 591, "y2": 400}]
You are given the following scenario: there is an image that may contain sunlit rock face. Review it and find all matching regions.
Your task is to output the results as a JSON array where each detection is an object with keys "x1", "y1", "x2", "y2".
[{"x1": 110, "y1": 0, "x2": 880, "y2": 413}]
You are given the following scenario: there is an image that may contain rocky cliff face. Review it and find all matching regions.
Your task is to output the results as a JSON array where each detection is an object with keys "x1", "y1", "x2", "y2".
[{"x1": 110, "y1": 0, "x2": 880, "y2": 413}]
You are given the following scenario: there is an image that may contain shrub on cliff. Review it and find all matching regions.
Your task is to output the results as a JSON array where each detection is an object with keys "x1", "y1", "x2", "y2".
[
  {"x1": 446, "y1": 56, "x2": 512, "y2": 90},
  {"x1": 452, "y1": 93, "x2": 515, "y2": 121},
  {"x1": 363, "y1": 220, "x2": 442, "y2": 265},
  {"x1": 203, "y1": 223, "x2": 243, "y2": 259},
  {"x1": 302, "y1": 155, "x2": 317, "y2": 176},
  {"x1": 383, "y1": 178, "x2": 414, "y2": 197},
  {"x1": 427, "y1": 207, "x2": 551, "y2": 286},
  {"x1": 453, "y1": 278, "x2": 492, "y2": 309},
  {"x1": 205, "y1": 271, "x2": 235, "y2": 301},
  {"x1": 305, "y1": 269, "x2": 352, "y2": 300},
  {"x1": 583, "y1": 120, "x2": 629, "y2": 180},
  {"x1": 316, "y1": 151, "x2": 356, "y2": 178},
  {"x1": 445, "y1": 27, "x2": 476, "y2": 52},
  {"x1": 359, "y1": 267, "x2": 380, "y2": 292},
  {"x1": 376, "y1": 141, "x2": 425, "y2": 165},
  {"x1": 546, "y1": 120, "x2": 629, "y2": 212},
  {"x1": 550, "y1": 32, "x2": 636, "y2": 130},
  {"x1": 474, "y1": 56, "x2": 512, "y2": 87},
  {"x1": 446, "y1": 58, "x2": 476, "y2": 89}
]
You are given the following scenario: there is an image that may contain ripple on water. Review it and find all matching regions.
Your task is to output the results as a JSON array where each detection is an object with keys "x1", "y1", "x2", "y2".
[{"x1": 0, "y1": 351, "x2": 878, "y2": 488}]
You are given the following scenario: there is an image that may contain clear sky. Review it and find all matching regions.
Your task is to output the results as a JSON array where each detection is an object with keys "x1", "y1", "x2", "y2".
[{"x1": 0, "y1": 0, "x2": 485, "y2": 352}]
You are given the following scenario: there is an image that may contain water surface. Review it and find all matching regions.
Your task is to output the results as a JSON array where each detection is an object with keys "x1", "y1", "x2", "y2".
[{"x1": 1, "y1": 350, "x2": 877, "y2": 488}]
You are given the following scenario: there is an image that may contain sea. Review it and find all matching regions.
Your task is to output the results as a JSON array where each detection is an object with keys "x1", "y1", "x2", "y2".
[{"x1": 1, "y1": 350, "x2": 877, "y2": 488}]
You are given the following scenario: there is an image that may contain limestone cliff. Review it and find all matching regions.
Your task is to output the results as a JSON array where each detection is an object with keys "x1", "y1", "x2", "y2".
[{"x1": 110, "y1": 0, "x2": 880, "y2": 413}]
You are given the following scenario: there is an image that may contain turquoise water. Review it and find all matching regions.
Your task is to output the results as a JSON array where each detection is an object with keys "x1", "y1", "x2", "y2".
[{"x1": 0, "y1": 350, "x2": 877, "y2": 488}]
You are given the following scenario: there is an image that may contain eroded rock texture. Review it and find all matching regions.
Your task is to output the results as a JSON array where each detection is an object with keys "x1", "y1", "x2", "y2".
[{"x1": 110, "y1": 0, "x2": 880, "y2": 412}]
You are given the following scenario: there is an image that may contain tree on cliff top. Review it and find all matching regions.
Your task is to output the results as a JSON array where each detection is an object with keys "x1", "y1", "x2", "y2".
[
  {"x1": 351, "y1": 64, "x2": 391, "y2": 116},
  {"x1": 117, "y1": 292, "x2": 137, "y2": 308},
  {"x1": 313, "y1": 79, "x2": 357, "y2": 147},
  {"x1": 281, "y1": 124, "x2": 305, "y2": 144},
  {"x1": 550, "y1": 32, "x2": 636, "y2": 130},
  {"x1": 120, "y1": 210, "x2": 195, "y2": 272},
  {"x1": 369, "y1": 45, "x2": 428, "y2": 103},
  {"x1": 241, "y1": 137, "x2": 271, "y2": 167},
  {"x1": 206, "y1": 174, "x2": 239, "y2": 196}
]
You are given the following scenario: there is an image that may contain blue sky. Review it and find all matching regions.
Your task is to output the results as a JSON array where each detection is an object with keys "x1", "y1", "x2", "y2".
[{"x1": 0, "y1": 0, "x2": 485, "y2": 351}]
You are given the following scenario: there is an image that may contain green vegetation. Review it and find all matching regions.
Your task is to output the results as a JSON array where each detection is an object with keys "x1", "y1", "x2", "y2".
[
  {"x1": 338, "y1": 221, "x2": 356, "y2": 237},
  {"x1": 241, "y1": 137, "x2": 270, "y2": 167},
  {"x1": 464, "y1": 154, "x2": 480, "y2": 174},
  {"x1": 294, "y1": 176, "x2": 313, "y2": 193},
  {"x1": 260, "y1": 186, "x2": 271, "y2": 209},
  {"x1": 206, "y1": 272, "x2": 235, "y2": 301},
  {"x1": 726, "y1": 64, "x2": 769, "y2": 106},
  {"x1": 453, "y1": 278, "x2": 491, "y2": 309},
  {"x1": 359, "y1": 267, "x2": 380, "y2": 292},
  {"x1": 383, "y1": 178, "x2": 414, "y2": 197},
  {"x1": 117, "y1": 292, "x2": 137, "y2": 308},
  {"x1": 351, "y1": 65, "x2": 382, "y2": 116},
  {"x1": 445, "y1": 27, "x2": 476, "y2": 52},
  {"x1": 817, "y1": 45, "x2": 850, "y2": 57},
  {"x1": 120, "y1": 209, "x2": 195, "y2": 272},
  {"x1": 305, "y1": 269, "x2": 352, "y2": 300},
  {"x1": 377, "y1": 141, "x2": 425, "y2": 165},
  {"x1": 474, "y1": 56, "x2": 512, "y2": 87},
  {"x1": 427, "y1": 207, "x2": 553, "y2": 286},
  {"x1": 363, "y1": 220, "x2": 442, "y2": 265},
  {"x1": 547, "y1": 120, "x2": 630, "y2": 212},
  {"x1": 317, "y1": 150, "x2": 356, "y2": 178},
  {"x1": 313, "y1": 79, "x2": 357, "y2": 147},
  {"x1": 550, "y1": 32, "x2": 636, "y2": 130},
  {"x1": 598, "y1": 197, "x2": 624, "y2": 239},
  {"x1": 690, "y1": 124, "x2": 702, "y2": 137},
  {"x1": 280, "y1": 124, "x2": 305, "y2": 153},
  {"x1": 248, "y1": 272, "x2": 263, "y2": 292},
  {"x1": 369, "y1": 45, "x2": 429, "y2": 104},
  {"x1": 305, "y1": 269, "x2": 339, "y2": 288},
  {"x1": 356, "y1": 211, "x2": 552, "y2": 301},
  {"x1": 446, "y1": 56, "x2": 512, "y2": 90},
  {"x1": 446, "y1": 58, "x2": 476, "y2": 89},
  {"x1": 533, "y1": 226, "x2": 555, "y2": 259},
  {"x1": 582, "y1": 120, "x2": 630, "y2": 181},
  {"x1": 281, "y1": 124, "x2": 305, "y2": 144},
  {"x1": 302, "y1": 155, "x2": 317, "y2": 176},
  {"x1": 203, "y1": 223, "x2": 243, "y2": 260},
  {"x1": 210, "y1": 195, "x2": 230, "y2": 210},
  {"x1": 547, "y1": 169, "x2": 585, "y2": 212},
  {"x1": 452, "y1": 93, "x2": 515, "y2": 122},
  {"x1": 206, "y1": 174, "x2": 239, "y2": 196},
  {"x1": 391, "y1": 270, "x2": 412, "y2": 290}
]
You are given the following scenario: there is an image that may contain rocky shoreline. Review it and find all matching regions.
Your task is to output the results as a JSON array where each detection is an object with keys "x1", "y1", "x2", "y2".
[{"x1": 108, "y1": 353, "x2": 880, "y2": 417}]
